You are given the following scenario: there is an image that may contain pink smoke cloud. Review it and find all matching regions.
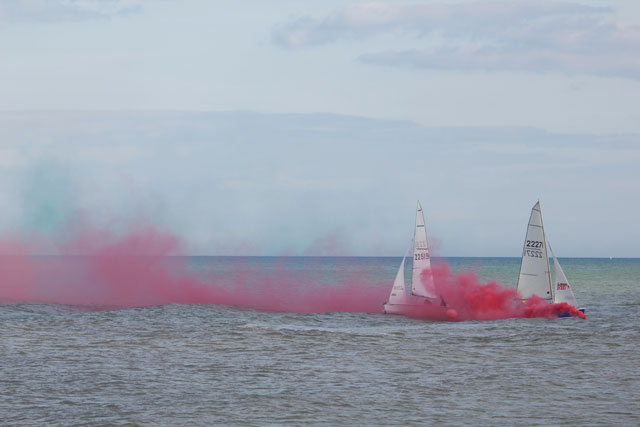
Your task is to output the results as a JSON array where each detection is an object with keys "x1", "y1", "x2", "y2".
[
  {"x1": 0, "y1": 226, "x2": 585, "y2": 320},
  {"x1": 390, "y1": 264, "x2": 585, "y2": 320},
  {"x1": 0, "y1": 227, "x2": 387, "y2": 312}
]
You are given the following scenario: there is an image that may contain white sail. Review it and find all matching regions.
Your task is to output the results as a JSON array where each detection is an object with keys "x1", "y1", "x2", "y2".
[
  {"x1": 516, "y1": 201, "x2": 552, "y2": 301},
  {"x1": 550, "y1": 246, "x2": 579, "y2": 307},
  {"x1": 386, "y1": 257, "x2": 408, "y2": 305},
  {"x1": 411, "y1": 201, "x2": 437, "y2": 299}
]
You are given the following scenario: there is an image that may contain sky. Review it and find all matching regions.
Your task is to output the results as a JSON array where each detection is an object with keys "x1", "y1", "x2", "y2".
[{"x1": 0, "y1": 0, "x2": 639, "y2": 257}]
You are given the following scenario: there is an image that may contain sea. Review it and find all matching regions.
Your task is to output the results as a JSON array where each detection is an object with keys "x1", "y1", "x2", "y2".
[{"x1": 1, "y1": 257, "x2": 638, "y2": 425}]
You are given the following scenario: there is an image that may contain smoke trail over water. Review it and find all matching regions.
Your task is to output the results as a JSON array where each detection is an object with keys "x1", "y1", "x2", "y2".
[
  {"x1": 0, "y1": 227, "x2": 585, "y2": 320},
  {"x1": 0, "y1": 227, "x2": 388, "y2": 312}
]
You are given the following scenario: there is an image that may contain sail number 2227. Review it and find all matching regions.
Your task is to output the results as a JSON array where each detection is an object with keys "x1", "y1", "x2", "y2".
[
  {"x1": 525, "y1": 249, "x2": 544, "y2": 258},
  {"x1": 526, "y1": 240, "x2": 543, "y2": 248},
  {"x1": 524, "y1": 240, "x2": 544, "y2": 258}
]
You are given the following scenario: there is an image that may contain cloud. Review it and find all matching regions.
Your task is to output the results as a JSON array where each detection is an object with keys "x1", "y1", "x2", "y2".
[
  {"x1": 272, "y1": 1, "x2": 640, "y2": 79},
  {"x1": 0, "y1": 0, "x2": 142, "y2": 23}
]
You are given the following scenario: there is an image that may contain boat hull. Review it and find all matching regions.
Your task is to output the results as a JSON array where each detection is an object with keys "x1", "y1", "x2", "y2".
[
  {"x1": 383, "y1": 299, "x2": 433, "y2": 315},
  {"x1": 557, "y1": 308, "x2": 586, "y2": 318}
]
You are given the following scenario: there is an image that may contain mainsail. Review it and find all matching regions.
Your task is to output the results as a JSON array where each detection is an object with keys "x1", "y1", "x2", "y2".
[
  {"x1": 411, "y1": 201, "x2": 437, "y2": 299},
  {"x1": 550, "y1": 245, "x2": 579, "y2": 307},
  {"x1": 516, "y1": 201, "x2": 552, "y2": 301}
]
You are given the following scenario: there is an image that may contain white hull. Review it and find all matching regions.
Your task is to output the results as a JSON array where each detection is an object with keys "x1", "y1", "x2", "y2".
[{"x1": 384, "y1": 298, "x2": 433, "y2": 314}]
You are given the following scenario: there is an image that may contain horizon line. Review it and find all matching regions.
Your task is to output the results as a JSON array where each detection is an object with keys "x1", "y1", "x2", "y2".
[{"x1": 18, "y1": 254, "x2": 638, "y2": 259}]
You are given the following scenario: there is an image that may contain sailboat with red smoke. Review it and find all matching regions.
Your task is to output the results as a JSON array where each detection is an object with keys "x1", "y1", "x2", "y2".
[
  {"x1": 383, "y1": 201, "x2": 439, "y2": 314},
  {"x1": 516, "y1": 201, "x2": 585, "y2": 316}
]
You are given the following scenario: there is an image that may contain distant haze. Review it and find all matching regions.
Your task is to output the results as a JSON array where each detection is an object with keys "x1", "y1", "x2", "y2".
[{"x1": 1, "y1": 111, "x2": 637, "y2": 257}]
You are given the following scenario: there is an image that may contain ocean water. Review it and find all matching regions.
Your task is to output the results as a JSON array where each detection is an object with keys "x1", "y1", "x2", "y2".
[{"x1": 1, "y1": 257, "x2": 638, "y2": 425}]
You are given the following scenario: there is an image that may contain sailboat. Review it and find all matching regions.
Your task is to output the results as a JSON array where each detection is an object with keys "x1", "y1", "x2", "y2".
[
  {"x1": 383, "y1": 201, "x2": 438, "y2": 314},
  {"x1": 516, "y1": 201, "x2": 585, "y2": 315},
  {"x1": 516, "y1": 201, "x2": 553, "y2": 302}
]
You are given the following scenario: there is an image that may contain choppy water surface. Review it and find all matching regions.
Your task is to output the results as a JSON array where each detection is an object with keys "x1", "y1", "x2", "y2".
[{"x1": 1, "y1": 257, "x2": 639, "y2": 425}]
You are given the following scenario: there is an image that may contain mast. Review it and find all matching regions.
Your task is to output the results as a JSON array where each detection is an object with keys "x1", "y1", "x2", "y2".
[{"x1": 539, "y1": 204, "x2": 553, "y2": 299}]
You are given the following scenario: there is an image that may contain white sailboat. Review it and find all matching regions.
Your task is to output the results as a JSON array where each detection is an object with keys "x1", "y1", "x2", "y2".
[
  {"x1": 550, "y1": 244, "x2": 585, "y2": 315},
  {"x1": 516, "y1": 201, "x2": 584, "y2": 314},
  {"x1": 516, "y1": 201, "x2": 553, "y2": 302},
  {"x1": 384, "y1": 201, "x2": 438, "y2": 314}
]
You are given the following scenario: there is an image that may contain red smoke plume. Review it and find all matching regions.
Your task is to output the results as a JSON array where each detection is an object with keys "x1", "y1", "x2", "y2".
[
  {"x1": 0, "y1": 228, "x2": 585, "y2": 320},
  {"x1": 0, "y1": 228, "x2": 387, "y2": 312},
  {"x1": 429, "y1": 264, "x2": 586, "y2": 320}
]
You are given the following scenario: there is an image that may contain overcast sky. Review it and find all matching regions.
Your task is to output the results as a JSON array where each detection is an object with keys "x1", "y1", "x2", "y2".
[
  {"x1": 2, "y1": 0, "x2": 640, "y2": 133},
  {"x1": 1, "y1": 1, "x2": 639, "y2": 256}
]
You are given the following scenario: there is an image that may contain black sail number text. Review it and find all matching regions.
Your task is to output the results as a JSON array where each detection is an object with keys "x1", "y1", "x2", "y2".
[
  {"x1": 525, "y1": 240, "x2": 543, "y2": 248},
  {"x1": 525, "y1": 249, "x2": 544, "y2": 258}
]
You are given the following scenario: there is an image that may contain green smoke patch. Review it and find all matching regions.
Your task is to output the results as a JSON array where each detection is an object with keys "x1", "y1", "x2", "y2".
[{"x1": 20, "y1": 163, "x2": 76, "y2": 235}]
